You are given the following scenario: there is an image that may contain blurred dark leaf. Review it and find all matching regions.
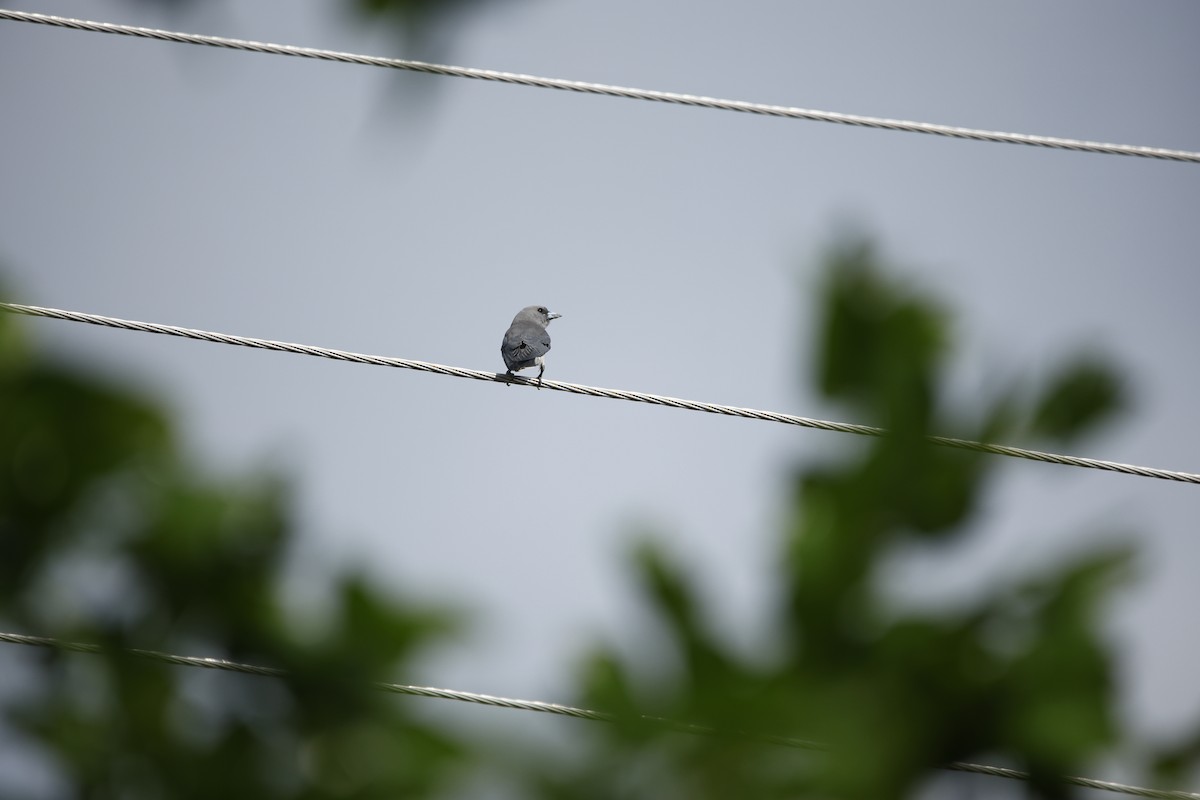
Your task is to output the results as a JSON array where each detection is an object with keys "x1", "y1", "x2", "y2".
[
  {"x1": 1153, "y1": 727, "x2": 1200, "y2": 788},
  {"x1": 348, "y1": 0, "x2": 524, "y2": 59},
  {"x1": 0, "y1": 320, "x2": 172, "y2": 594},
  {"x1": 816, "y1": 240, "x2": 947, "y2": 429},
  {"x1": 1029, "y1": 357, "x2": 1124, "y2": 444}
]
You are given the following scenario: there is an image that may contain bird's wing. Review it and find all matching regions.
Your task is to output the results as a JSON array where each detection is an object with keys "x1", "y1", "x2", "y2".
[{"x1": 503, "y1": 323, "x2": 552, "y2": 360}]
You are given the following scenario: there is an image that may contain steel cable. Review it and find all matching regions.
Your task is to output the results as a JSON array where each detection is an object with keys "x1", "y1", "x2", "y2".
[
  {"x1": 2, "y1": 301, "x2": 1197, "y2": 485},
  {"x1": 1, "y1": 9, "x2": 1197, "y2": 163},
  {"x1": 1, "y1": 631, "x2": 1195, "y2": 800}
]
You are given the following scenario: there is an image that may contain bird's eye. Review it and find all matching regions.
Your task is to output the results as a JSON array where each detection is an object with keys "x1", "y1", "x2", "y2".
[{"x1": 537, "y1": 307, "x2": 547, "y2": 314}]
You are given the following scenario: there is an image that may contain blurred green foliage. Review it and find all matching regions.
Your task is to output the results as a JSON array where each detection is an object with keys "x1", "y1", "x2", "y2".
[
  {"x1": 0, "y1": 301, "x2": 464, "y2": 799},
  {"x1": 537, "y1": 241, "x2": 1146, "y2": 800},
  {"x1": 341, "y1": 0, "x2": 523, "y2": 65},
  {"x1": 349, "y1": 0, "x2": 514, "y2": 36},
  {"x1": 2, "y1": 238, "x2": 1196, "y2": 799},
  {"x1": 111, "y1": 0, "x2": 521, "y2": 61}
]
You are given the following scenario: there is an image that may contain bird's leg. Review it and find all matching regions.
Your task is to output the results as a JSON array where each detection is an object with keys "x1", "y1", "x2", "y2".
[
  {"x1": 537, "y1": 363, "x2": 545, "y2": 390},
  {"x1": 505, "y1": 369, "x2": 515, "y2": 387}
]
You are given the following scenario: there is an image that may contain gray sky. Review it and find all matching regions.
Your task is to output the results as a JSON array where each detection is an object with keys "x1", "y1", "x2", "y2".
[{"x1": 2, "y1": 0, "x2": 1198, "y2": 784}]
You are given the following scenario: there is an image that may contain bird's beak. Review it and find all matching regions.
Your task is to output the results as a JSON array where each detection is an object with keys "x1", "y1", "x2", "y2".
[{"x1": 548, "y1": 312, "x2": 563, "y2": 320}]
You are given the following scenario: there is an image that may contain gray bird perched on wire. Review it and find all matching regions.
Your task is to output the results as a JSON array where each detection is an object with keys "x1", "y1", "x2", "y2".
[{"x1": 501, "y1": 305, "x2": 561, "y2": 388}]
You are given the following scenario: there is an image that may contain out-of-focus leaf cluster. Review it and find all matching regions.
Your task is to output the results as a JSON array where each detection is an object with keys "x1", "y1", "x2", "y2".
[
  {"x1": 0, "y1": 296, "x2": 464, "y2": 799},
  {"x1": 349, "y1": 0, "x2": 514, "y2": 34},
  {"x1": 539, "y1": 240, "x2": 1148, "y2": 800},
  {"x1": 109, "y1": 0, "x2": 523, "y2": 62},
  {"x1": 345, "y1": 0, "x2": 526, "y2": 64}
]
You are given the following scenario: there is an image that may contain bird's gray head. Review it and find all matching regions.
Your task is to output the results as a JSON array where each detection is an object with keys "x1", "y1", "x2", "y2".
[{"x1": 513, "y1": 305, "x2": 562, "y2": 327}]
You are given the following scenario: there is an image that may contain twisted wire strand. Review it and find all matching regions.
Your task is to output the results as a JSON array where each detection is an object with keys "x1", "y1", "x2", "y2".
[
  {"x1": 2, "y1": 8, "x2": 1198, "y2": 164},
  {"x1": 3, "y1": 301, "x2": 1198, "y2": 485},
  {"x1": 0, "y1": 631, "x2": 1195, "y2": 799}
]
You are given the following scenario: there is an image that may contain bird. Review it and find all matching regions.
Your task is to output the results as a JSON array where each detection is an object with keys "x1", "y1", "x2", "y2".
[{"x1": 501, "y1": 305, "x2": 561, "y2": 388}]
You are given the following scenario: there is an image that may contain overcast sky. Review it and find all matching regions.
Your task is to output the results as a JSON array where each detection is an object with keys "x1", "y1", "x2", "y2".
[{"x1": 2, "y1": 0, "x2": 1198, "y2": 789}]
